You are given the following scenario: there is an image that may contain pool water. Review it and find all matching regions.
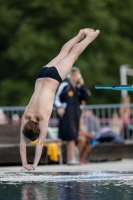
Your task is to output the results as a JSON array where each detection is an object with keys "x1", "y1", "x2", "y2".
[{"x1": 0, "y1": 172, "x2": 133, "y2": 200}]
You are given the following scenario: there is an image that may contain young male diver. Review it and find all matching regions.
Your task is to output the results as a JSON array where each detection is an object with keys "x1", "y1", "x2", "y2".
[{"x1": 20, "y1": 28, "x2": 100, "y2": 171}]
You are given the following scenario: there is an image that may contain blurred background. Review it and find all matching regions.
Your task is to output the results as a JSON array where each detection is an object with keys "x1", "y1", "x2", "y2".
[
  {"x1": 0, "y1": 0, "x2": 133, "y2": 166},
  {"x1": 1, "y1": 0, "x2": 133, "y2": 105},
  {"x1": 1, "y1": 2, "x2": 133, "y2": 200}
]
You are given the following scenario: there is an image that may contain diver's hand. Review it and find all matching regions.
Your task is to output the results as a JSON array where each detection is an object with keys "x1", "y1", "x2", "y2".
[
  {"x1": 22, "y1": 164, "x2": 35, "y2": 171},
  {"x1": 32, "y1": 164, "x2": 37, "y2": 170},
  {"x1": 21, "y1": 167, "x2": 28, "y2": 172}
]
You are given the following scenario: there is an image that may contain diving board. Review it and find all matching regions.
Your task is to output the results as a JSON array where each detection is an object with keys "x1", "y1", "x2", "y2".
[{"x1": 95, "y1": 85, "x2": 133, "y2": 91}]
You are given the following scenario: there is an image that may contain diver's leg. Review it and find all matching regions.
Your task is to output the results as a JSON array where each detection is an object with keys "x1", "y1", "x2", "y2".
[
  {"x1": 46, "y1": 29, "x2": 87, "y2": 67},
  {"x1": 55, "y1": 29, "x2": 100, "y2": 80}
]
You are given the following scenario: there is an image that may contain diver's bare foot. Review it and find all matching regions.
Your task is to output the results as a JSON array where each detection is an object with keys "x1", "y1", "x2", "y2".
[
  {"x1": 86, "y1": 29, "x2": 100, "y2": 42},
  {"x1": 85, "y1": 28, "x2": 95, "y2": 33},
  {"x1": 78, "y1": 29, "x2": 87, "y2": 40}
]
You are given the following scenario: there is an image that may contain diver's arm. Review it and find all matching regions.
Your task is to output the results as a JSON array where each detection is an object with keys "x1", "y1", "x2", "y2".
[
  {"x1": 33, "y1": 119, "x2": 48, "y2": 169},
  {"x1": 20, "y1": 117, "x2": 34, "y2": 171},
  {"x1": 20, "y1": 117, "x2": 28, "y2": 165},
  {"x1": 33, "y1": 142, "x2": 44, "y2": 169},
  {"x1": 20, "y1": 137, "x2": 27, "y2": 166}
]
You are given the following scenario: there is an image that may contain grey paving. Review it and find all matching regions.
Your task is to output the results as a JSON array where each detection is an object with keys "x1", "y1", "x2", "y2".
[{"x1": 0, "y1": 159, "x2": 133, "y2": 173}]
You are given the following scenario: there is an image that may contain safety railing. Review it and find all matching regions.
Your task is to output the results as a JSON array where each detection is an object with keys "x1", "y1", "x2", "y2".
[{"x1": 0, "y1": 104, "x2": 133, "y2": 139}]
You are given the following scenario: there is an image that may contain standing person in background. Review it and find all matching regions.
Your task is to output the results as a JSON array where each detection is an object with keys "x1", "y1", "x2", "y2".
[
  {"x1": 120, "y1": 95, "x2": 131, "y2": 138},
  {"x1": 55, "y1": 67, "x2": 90, "y2": 164}
]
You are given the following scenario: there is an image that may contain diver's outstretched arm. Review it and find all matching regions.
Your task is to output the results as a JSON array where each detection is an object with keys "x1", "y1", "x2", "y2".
[
  {"x1": 33, "y1": 119, "x2": 48, "y2": 169},
  {"x1": 20, "y1": 117, "x2": 34, "y2": 171}
]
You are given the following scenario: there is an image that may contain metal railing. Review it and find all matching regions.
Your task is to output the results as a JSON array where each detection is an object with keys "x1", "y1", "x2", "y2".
[
  {"x1": 0, "y1": 104, "x2": 133, "y2": 140},
  {"x1": 84, "y1": 104, "x2": 133, "y2": 140}
]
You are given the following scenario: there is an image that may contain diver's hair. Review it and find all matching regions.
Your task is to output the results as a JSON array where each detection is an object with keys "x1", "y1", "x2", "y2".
[{"x1": 22, "y1": 120, "x2": 40, "y2": 141}]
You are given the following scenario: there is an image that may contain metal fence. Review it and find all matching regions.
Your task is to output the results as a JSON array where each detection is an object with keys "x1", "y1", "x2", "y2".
[
  {"x1": 0, "y1": 104, "x2": 133, "y2": 140},
  {"x1": 84, "y1": 104, "x2": 133, "y2": 140}
]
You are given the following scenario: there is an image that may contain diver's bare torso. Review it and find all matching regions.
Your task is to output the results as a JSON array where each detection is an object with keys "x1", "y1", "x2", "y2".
[{"x1": 23, "y1": 78, "x2": 59, "y2": 122}]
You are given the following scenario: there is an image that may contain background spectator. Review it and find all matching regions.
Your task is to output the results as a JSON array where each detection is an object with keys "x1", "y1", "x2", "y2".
[
  {"x1": 120, "y1": 95, "x2": 132, "y2": 139},
  {"x1": 0, "y1": 109, "x2": 8, "y2": 125},
  {"x1": 83, "y1": 109, "x2": 101, "y2": 133},
  {"x1": 110, "y1": 112, "x2": 123, "y2": 135},
  {"x1": 120, "y1": 95, "x2": 131, "y2": 122},
  {"x1": 55, "y1": 67, "x2": 90, "y2": 164},
  {"x1": 77, "y1": 109, "x2": 101, "y2": 163},
  {"x1": 12, "y1": 114, "x2": 20, "y2": 124},
  {"x1": 78, "y1": 114, "x2": 97, "y2": 164}
]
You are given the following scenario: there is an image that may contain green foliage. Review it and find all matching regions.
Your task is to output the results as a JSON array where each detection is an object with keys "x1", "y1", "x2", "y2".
[{"x1": 0, "y1": 0, "x2": 133, "y2": 105}]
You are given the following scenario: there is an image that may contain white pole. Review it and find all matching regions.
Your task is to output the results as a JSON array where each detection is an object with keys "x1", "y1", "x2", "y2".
[{"x1": 120, "y1": 65, "x2": 128, "y2": 97}]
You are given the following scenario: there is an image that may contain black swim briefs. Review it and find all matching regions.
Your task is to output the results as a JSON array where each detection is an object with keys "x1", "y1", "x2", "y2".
[{"x1": 36, "y1": 66, "x2": 62, "y2": 83}]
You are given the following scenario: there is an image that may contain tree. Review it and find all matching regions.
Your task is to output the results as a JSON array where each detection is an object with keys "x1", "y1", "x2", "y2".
[{"x1": 0, "y1": 0, "x2": 133, "y2": 105}]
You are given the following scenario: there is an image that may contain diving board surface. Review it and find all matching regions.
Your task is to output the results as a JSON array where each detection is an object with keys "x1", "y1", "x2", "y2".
[{"x1": 95, "y1": 85, "x2": 133, "y2": 91}]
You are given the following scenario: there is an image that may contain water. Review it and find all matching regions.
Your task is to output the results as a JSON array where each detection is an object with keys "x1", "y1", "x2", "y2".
[{"x1": 0, "y1": 172, "x2": 133, "y2": 200}]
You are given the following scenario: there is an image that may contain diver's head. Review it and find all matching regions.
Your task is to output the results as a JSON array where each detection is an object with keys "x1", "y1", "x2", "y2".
[{"x1": 22, "y1": 120, "x2": 40, "y2": 141}]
